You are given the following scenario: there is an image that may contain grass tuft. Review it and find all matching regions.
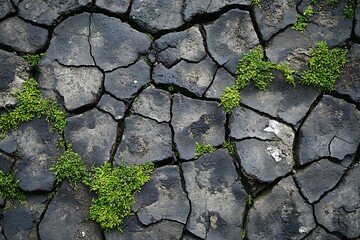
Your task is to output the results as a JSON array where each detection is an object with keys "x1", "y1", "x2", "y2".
[{"x1": 194, "y1": 142, "x2": 216, "y2": 159}]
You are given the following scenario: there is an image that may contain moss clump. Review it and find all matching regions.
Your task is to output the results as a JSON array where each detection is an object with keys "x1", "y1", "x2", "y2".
[
  {"x1": 219, "y1": 86, "x2": 241, "y2": 114},
  {"x1": 194, "y1": 142, "x2": 216, "y2": 159},
  {"x1": 223, "y1": 140, "x2": 236, "y2": 156},
  {"x1": 21, "y1": 53, "x2": 45, "y2": 67},
  {"x1": 0, "y1": 170, "x2": 25, "y2": 203},
  {"x1": 293, "y1": 6, "x2": 314, "y2": 32}
]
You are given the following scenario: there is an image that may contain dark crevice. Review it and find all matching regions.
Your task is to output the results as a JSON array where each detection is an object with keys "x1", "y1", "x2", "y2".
[
  {"x1": 330, "y1": 90, "x2": 359, "y2": 106},
  {"x1": 248, "y1": 5, "x2": 265, "y2": 46},
  {"x1": 108, "y1": 120, "x2": 124, "y2": 167},
  {"x1": 198, "y1": 24, "x2": 222, "y2": 69},
  {"x1": 202, "y1": 66, "x2": 219, "y2": 98},
  {"x1": 178, "y1": 163, "x2": 192, "y2": 238}
]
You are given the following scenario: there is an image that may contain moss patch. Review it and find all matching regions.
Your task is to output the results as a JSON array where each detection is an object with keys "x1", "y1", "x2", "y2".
[
  {"x1": 194, "y1": 142, "x2": 216, "y2": 159},
  {"x1": 0, "y1": 170, "x2": 25, "y2": 203}
]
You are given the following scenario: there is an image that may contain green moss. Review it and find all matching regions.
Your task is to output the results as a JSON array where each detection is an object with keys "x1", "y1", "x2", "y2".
[
  {"x1": 223, "y1": 140, "x2": 236, "y2": 156},
  {"x1": 301, "y1": 41, "x2": 347, "y2": 93},
  {"x1": 0, "y1": 170, "x2": 25, "y2": 203},
  {"x1": 85, "y1": 162, "x2": 154, "y2": 231},
  {"x1": 344, "y1": 0, "x2": 356, "y2": 18},
  {"x1": 219, "y1": 86, "x2": 241, "y2": 115},
  {"x1": 194, "y1": 142, "x2": 216, "y2": 159},
  {"x1": 251, "y1": 0, "x2": 260, "y2": 7},
  {"x1": 21, "y1": 53, "x2": 45, "y2": 67},
  {"x1": 247, "y1": 194, "x2": 254, "y2": 206},
  {"x1": 293, "y1": 5, "x2": 314, "y2": 32}
]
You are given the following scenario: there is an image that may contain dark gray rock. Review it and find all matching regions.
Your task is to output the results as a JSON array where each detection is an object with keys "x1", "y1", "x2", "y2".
[
  {"x1": 315, "y1": 164, "x2": 360, "y2": 239},
  {"x1": 115, "y1": 115, "x2": 172, "y2": 165},
  {"x1": 154, "y1": 26, "x2": 206, "y2": 67},
  {"x1": 205, "y1": 68, "x2": 235, "y2": 99},
  {"x1": 183, "y1": 0, "x2": 251, "y2": 21},
  {"x1": 253, "y1": 0, "x2": 298, "y2": 41},
  {"x1": 240, "y1": 74, "x2": 319, "y2": 126},
  {"x1": 0, "y1": 0, "x2": 14, "y2": 20},
  {"x1": 153, "y1": 57, "x2": 217, "y2": 97},
  {"x1": 356, "y1": 4, "x2": 360, "y2": 38},
  {"x1": 335, "y1": 43, "x2": 360, "y2": 103},
  {"x1": 105, "y1": 60, "x2": 151, "y2": 100},
  {"x1": 95, "y1": 0, "x2": 130, "y2": 14},
  {"x1": 204, "y1": 9, "x2": 259, "y2": 74},
  {"x1": 97, "y1": 94, "x2": 126, "y2": 120},
  {"x1": 130, "y1": 0, "x2": 184, "y2": 33},
  {"x1": 3, "y1": 194, "x2": 47, "y2": 240},
  {"x1": 182, "y1": 149, "x2": 247, "y2": 239},
  {"x1": 294, "y1": 159, "x2": 348, "y2": 204},
  {"x1": 247, "y1": 177, "x2": 315, "y2": 239},
  {"x1": 298, "y1": 96, "x2": 360, "y2": 165},
  {"x1": 132, "y1": 85, "x2": 171, "y2": 122},
  {"x1": 64, "y1": 109, "x2": 117, "y2": 167},
  {"x1": 132, "y1": 165, "x2": 190, "y2": 225},
  {"x1": 39, "y1": 181, "x2": 103, "y2": 240},
  {"x1": 302, "y1": 226, "x2": 341, "y2": 240},
  {"x1": 0, "y1": 50, "x2": 30, "y2": 107},
  {"x1": 18, "y1": 0, "x2": 91, "y2": 25},
  {"x1": 172, "y1": 94, "x2": 225, "y2": 160},
  {"x1": 38, "y1": 58, "x2": 103, "y2": 111},
  {"x1": 0, "y1": 153, "x2": 14, "y2": 174},
  {"x1": 105, "y1": 216, "x2": 184, "y2": 240},
  {"x1": 46, "y1": 13, "x2": 94, "y2": 66},
  {"x1": 90, "y1": 13, "x2": 151, "y2": 71},
  {"x1": 0, "y1": 17, "x2": 48, "y2": 52}
]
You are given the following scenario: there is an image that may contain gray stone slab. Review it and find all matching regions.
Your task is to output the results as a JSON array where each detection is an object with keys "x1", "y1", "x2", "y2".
[
  {"x1": 204, "y1": 9, "x2": 259, "y2": 74},
  {"x1": 356, "y1": 4, "x2": 360, "y2": 38},
  {"x1": 64, "y1": 109, "x2": 117, "y2": 167},
  {"x1": 0, "y1": 50, "x2": 30, "y2": 107},
  {"x1": 90, "y1": 13, "x2": 150, "y2": 71},
  {"x1": 132, "y1": 85, "x2": 171, "y2": 123},
  {"x1": 205, "y1": 67, "x2": 235, "y2": 99},
  {"x1": 38, "y1": 58, "x2": 103, "y2": 111},
  {"x1": 247, "y1": 177, "x2": 315, "y2": 239},
  {"x1": 0, "y1": 153, "x2": 14, "y2": 174},
  {"x1": 3, "y1": 194, "x2": 47, "y2": 240},
  {"x1": 95, "y1": 0, "x2": 130, "y2": 14},
  {"x1": 39, "y1": 181, "x2": 103, "y2": 240},
  {"x1": 298, "y1": 96, "x2": 360, "y2": 165},
  {"x1": 253, "y1": 0, "x2": 298, "y2": 41},
  {"x1": 130, "y1": 0, "x2": 184, "y2": 33},
  {"x1": 46, "y1": 13, "x2": 94, "y2": 66},
  {"x1": 115, "y1": 115, "x2": 172, "y2": 165},
  {"x1": 182, "y1": 149, "x2": 247, "y2": 239},
  {"x1": 0, "y1": 0, "x2": 14, "y2": 20},
  {"x1": 105, "y1": 216, "x2": 184, "y2": 240},
  {"x1": 183, "y1": 0, "x2": 251, "y2": 21},
  {"x1": 18, "y1": 0, "x2": 91, "y2": 25},
  {"x1": 315, "y1": 164, "x2": 360, "y2": 239},
  {"x1": 0, "y1": 17, "x2": 48, "y2": 52},
  {"x1": 132, "y1": 165, "x2": 190, "y2": 225},
  {"x1": 172, "y1": 94, "x2": 225, "y2": 160},
  {"x1": 335, "y1": 43, "x2": 360, "y2": 103},
  {"x1": 105, "y1": 60, "x2": 151, "y2": 100},
  {"x1": 153, "y1": 57, "x2": 217, "y2": 97},
  {"x1": 294, "y1": 159, "x2": 348, "y2": 204},
  {"x1": 97, "y1": 94, "x2": 126, "y2": 120},
  {"x1": 154, "y1": 26, "x2": 206, "y2": 68},
  {"x1": 302, "y1": 226, "x2": 341, "y2": 240}
]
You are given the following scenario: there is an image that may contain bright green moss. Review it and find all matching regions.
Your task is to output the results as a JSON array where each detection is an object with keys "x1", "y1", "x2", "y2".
[
  {"x1": 21, "y1": 53, "x2": 45, "y2": 67},
  {"x1": 293, "y1": 6, "x2": 314, "y2": 32},
  {"x1": 194, "y1": 142, "x2": 216, "y2": 159},
  {"x1": 0, "y1": 170, "x2": 25, "y2": 203}
]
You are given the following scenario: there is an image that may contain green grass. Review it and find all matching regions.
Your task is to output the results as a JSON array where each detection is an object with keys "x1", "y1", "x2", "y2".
[
  {"x1": 293, "y1": 6, "x2": 314, "y2": 32},
  {"x1": 21, "y1": 53, "x2": 45, "y2": 67},
  {"x1": 194, "y1": 142, "x2": 216, "y2": 159},
  {"x1": 0, "y1": 170, "x2": 25, "y2": 203}
]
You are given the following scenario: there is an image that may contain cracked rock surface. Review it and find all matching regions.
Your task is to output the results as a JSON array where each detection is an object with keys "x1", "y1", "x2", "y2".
[{"x1": 1, "y1": 1, "x2": 360, "y2": 239}]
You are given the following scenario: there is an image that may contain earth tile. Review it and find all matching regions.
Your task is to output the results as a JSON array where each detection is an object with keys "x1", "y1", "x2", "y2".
[
  {"x1": 95, "y1": 0, "x2": 130, "y2": 15},
  {"x1": 302, "y1": 226, "x2": 341, "y2": 240},
  {"x1": 205, "y1": 67, "x2": 235, "y2": 99},
  {"x1": 97, "y1": 94, "x2": 126, "y2": 120},
  {"x1": 0, "y1": 0, "x2": 15, "y2": 20}
]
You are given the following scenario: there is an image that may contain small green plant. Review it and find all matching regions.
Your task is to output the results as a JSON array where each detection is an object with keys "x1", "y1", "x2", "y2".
[
  {"x1": 0, "y1": 170, "x2": 25, "y2": 203},
  {"x1": 223, "y1": 140, "x2": 236, "y2": 156},
  {"x1": 21, "y1": 53, "x2": 45, "y2": 67},
  {"x1": 344, "y1": 0, "x2": 356, "y2": 18},
  {"x1": 251, "y1": 0, "x2": 260, "y2": 7},
  {"x1": 144, "y1": 55, "x2": 152, "y2": 66},
  {"x1": 219, "y1": 86, "x2": 241, "y2": 114},
  {"x1": 194, "y1": 142, "x2": 216, "y2": 159},
  {"x1": 247, "y1": 194, "x2": 254, "y2": 206},
  {"x1": 301, "y1": 41, "x2": 347, "y2": 93},
  {"x1": 85, "y1": 162, "x2": 154, "y2": 231},
  {"x1": 50, "y1": 145, "x2": 88, "y2": 186},
  {"x1": 293, "y1": 6, "x2": 314, "y2": 32}
]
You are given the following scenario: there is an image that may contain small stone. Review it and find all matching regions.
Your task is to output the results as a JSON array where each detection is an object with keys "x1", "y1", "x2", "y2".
[
  {"x1": 0, "y1": 0, "x2": 15, "y2": 20},
  {"x1": 355, "y1": 4, "x2": 360, "y2": 38},
  {"x1": 302, "y1": 226, "x2": 341, "y2": 240},
  {"x1": 205, "y1": 68, "x2": 235, "y2": 99},
  {"x1": 0, "y1": 153, "x2": 14, "y2": 174},
  {"x1": 97, "y1": 94, "x2": 126, "y2": 120},
  {"x1": 95, "y1": 0, "x2": 130, "y2": 14}
]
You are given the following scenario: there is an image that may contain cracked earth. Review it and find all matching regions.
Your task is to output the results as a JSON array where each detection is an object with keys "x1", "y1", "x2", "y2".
[{"x1": 1, "y1": 0, "x2": 360, "y2": 239}]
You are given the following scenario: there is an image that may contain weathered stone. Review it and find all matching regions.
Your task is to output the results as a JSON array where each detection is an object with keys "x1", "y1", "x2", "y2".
[
  {"x1": 182, "y1": 149, "x2": 247, "y2": 239},
  {"x1": 0, "y1": 50, "x2": 30, "y2": 107},
  {"x1": 97, "y1": 94, "x2": 126, "y2": 120},
  {"x1": 38, "y1": 58, "x2": 103, "y2": 111},
  {"x1": 205, "y1": 67, "x2": 235, "y2": 99},
  {"x1": 90, "y1": 13, "x2": 151, "y2": 71},
  {"x1": 240, "y1": 74, "x2": 319, "y2": 126},
  {"x1": 0, "y1": 153, "x2": 14, "y2": 174},
  {"x1": 0, "y1": 17, "x2": 48, "y2": 52},
  {"x1": 294, "y1": 159, "x2": 348, "y2": 204},
  {"x1": 204, "y1": 9, "x2": 259, "y2": 74},
  {"x1": 183, "y1": 0, "x2": 251, "y2": 21},
  {"x1": 105, "y1": 60, "x2": 151, "y2": 100},
  {"x1": 3, "y1": 194, "x2": 47, "y2": 240},
  {"x1": 335, "y1": 43, "x2": 360, "y2": 103},
  {"x1": 153, "y1": 57, "x2": 217, "y2": 97},
  {"x1": 154, "y1": 26, "x2": 206, "y2": 67},
  {"x1": 64, "y1": 109, "x2": 117, "y2": 167},
  {"x1": 253, "y1": 0, "x2": 298, "y2": 41},
  {"x1": 315, "y1": 164, "x2": 360, "y2": 239},
  {"x1": 95, "y1": 0, "x2": 130, "y2": 14},
  {"x1": 132, "y1": 165, "x2": 190, "y2": 225},
  {"x1": 247, "y1": 177, "x2": 315, "y2": 239},
  {"x1": 132, "y1": 85, "x2": 171, "y2": 122},
  {"x1": 18, "y1": 0, "x2": 91, "y2": 25},
  {"x1": 46, "y1": 13, "x2": 94, "y2": 66},
  {"x1": 130, "y1": 0, "x2": 184, "y2": 33},
  {"x1": 303, "y1": 226, "x2": 341, "y2": 240},
  {"x1": 356, "y1": 4, "x2": 360, "y2": 38},
  {"x1": 115, "y1": 115, "x2": 172, "y2": 165},
  {"x1": 0, "y1": 0, "x2": 14, "y2": 20},
  {"x1": 172, "y1": 94, "x2": 225, "y2": 160},
  {"x1": 105, "y1": 216, "x2": 184, "y2": 240},
  {"x1": 39, "y1": 181, "x2": 103, "y2": 240},
  {"x1": 298, "y1": 96, "x2": 360, "y2": 165}
]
